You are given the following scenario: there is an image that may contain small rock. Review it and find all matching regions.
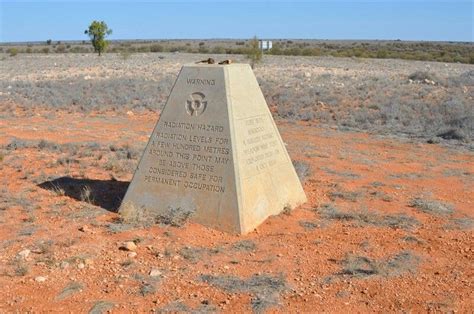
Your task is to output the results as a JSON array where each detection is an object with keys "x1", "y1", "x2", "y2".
[
  {"x1": 84, "y1": 258, "x2": 93, "y2": 265},
  {"x1": 60, "y1": 261, "x2": 70, "y2": 269},
  {"x1": 78, "y1": 225, "x2": 91, "y2": 233},
  {"x1": 120, "y1": 241, "x2": 137, "y2": 251},
  {"x1": 126, "y1": 111, "x2": 134, "y2": 116},
  {"x1": 18, "y1": 249, "x2": 31, "y2": 260},
  {"x1": 304, "y1": 72, "x2": 311, "y2": 78},
  {"x1": 35, "y1": 276, "x2": 47, "y2": 283},
  {"x1": 149, "y1": 269, "x2": 162, "y2": 277},
  {"x1": 77, "y1": 263, "x2": 85, "y2": 269},
  {"x1": 427, "y1": 137, "x2": 440, "y2": 144},
  {"x1": 127, "y1": 252, "x2": 137, "y2": 258},
  {"x1": 424, "y1": 79, "x2": 436, "y2": 85}
]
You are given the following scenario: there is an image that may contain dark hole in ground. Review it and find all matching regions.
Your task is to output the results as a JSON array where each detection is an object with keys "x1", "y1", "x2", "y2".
[{"x1": 38, "y1": 176, "x2": 129, "y2": 212}]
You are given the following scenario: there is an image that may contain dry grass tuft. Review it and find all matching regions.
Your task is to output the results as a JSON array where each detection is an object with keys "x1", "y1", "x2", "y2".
[
  {"x1": 155, "y1": 206, "x2": 195, "y2": 227},
  {"x1": 200, "y1": 273, "x2": 287, "y2": 312},
  {"x1": 409, "y1": 197, "x2": 454, "y2": 215},
  {"x1": 316, "y1": 203, "x2": 419, "y2": 229},
  {"x1": 339, "y1": 251, "x2": 420, "y2": 278}
]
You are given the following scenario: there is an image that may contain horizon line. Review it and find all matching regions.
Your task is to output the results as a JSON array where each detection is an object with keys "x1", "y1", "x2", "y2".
[{"x1": 2, "y1": 38, "x2": 473, "y2": 45}]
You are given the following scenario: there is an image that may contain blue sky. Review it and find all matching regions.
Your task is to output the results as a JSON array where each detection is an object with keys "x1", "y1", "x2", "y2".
[{"x1": 0, "y1": 1, "x2": 472, "y2": 42}]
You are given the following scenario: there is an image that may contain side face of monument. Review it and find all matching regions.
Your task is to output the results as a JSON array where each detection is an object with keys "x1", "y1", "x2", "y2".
[
  {"x1": 226, "y1": 65, "x2": 307, "y2": 232},
  {"x1": 121, "y1": 63, "x2": 306, "y2": 234}
]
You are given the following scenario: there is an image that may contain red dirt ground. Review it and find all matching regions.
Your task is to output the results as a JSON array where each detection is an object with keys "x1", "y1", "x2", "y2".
[{"x1": 0, "y1": 109, "x2": 472, "y2": 312}]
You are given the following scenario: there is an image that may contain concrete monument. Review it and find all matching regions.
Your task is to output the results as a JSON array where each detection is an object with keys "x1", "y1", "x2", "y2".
[{"x1": 120, "y1": 63, "x2": 306, "y2": 234}]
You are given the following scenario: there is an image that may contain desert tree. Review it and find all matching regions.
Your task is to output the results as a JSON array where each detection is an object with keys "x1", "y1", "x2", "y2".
[
  {"x1": 84, "y1": 21, "x2": 112, "y2": 56},
  {"x1": 246, "y1": 36, "x2": 262, "y2": 69}
]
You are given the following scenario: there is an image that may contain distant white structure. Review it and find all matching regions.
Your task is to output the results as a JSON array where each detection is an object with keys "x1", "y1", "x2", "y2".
[{"x1": 258, "y1": 40, "x2": 273, "y2": 51}]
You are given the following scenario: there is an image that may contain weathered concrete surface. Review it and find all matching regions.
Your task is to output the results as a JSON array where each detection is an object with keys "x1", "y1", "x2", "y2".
[{"x1": 120, "y1": 63, "x2": 306, "y2": 234}]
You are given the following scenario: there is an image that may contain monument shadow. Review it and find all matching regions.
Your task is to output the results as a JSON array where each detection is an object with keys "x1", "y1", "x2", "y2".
[{"x1": 38, "y1": 177, "x2": 129, "y2": 212}]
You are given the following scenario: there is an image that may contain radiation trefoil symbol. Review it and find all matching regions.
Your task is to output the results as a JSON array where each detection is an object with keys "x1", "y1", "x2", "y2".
[{"x1": 186, "y1": 92, "x2": 207, "y2": 116}]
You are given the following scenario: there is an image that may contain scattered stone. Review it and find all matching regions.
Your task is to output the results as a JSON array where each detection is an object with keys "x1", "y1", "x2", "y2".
[
  {"x1": 120, "y1": 241, "x2": 137, "y2": 251},
  {"x1": 35, "y1": 276, "x2": 47, "y2": 283},
  {"x1": 149, "y1": 269, "x2": 162, "y2": 277},
  {"x1": 128, "y1": 252, "x2": 137, "y2": 258},
  {"x1": 77, "y1": 263, "x2": 85, "y2": 269},
  {"x1": 78, "y1": 225, "x2": 91, "y2": 233},
  {"x1": 18, "y1": 249, "x2": 31, "y2": 260},
  {"x1": 423, "y1": 78, "x2": 436, "y2": 85},
  {"x1": 84, "y1": 258, "x2": 93, "y2": 265},
  {"x1": 60, "y1": 261, "x2": 70, "y2": 269}
]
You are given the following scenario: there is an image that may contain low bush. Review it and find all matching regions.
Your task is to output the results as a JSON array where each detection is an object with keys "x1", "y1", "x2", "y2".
[
  {"x1": 339, "y1": 251, "x2": 420, "y2": 278},
  {"x1": 7, "y1": 48, "x2": 18, "y2": 57},
  {"x1": 409, "y1": 197, "x2": 454, "y2": 215}
]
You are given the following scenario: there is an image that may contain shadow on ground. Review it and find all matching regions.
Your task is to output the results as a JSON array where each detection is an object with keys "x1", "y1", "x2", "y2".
[{"x1": 38, "y1": 177, "x2": 129, "y2": 212}]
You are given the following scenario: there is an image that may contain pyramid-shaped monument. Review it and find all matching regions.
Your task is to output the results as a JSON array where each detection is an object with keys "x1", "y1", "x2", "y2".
[{"x1": 120, "y1": 63, "x2": 306, "y2": 234}]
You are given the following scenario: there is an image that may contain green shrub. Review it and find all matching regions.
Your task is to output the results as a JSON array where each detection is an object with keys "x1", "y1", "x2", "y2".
[
  {"x1": 55, "y1": 44, "x2": 66, "y2": 53},
  {"x1": 212, "y1": 46, "x2": 225, "y2": 54},
  {"x1": 246, "y1": 36, "x2": 262, "y2": 68},
  {"x1": 376, "y1": 49, "x2": 388, "y2": 58},
  {"x1": 198, "y1": 46, "x2": 208, "y2": 53},
  {"x1": 136, "y1": 46, "x2": 150, "y2": 53},
  {"x1": 150, "y1": 44, "x2": 163, "y2": 52},
  {"x1": 7, "y1": 48, "x2": 18, "y2": 56}
]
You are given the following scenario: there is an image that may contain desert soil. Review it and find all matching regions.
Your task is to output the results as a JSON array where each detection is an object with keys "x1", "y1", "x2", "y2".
[{"x1": 0, "y1": 53, "x2": 473, "y2": 313}]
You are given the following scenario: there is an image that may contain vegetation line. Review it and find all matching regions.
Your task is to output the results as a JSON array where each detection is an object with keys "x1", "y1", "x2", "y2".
[{"x1": 2, "y1": 39, "x2": 473, "y2": 64}]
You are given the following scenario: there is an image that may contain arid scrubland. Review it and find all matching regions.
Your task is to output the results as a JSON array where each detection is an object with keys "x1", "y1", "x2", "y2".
[
  {"x1": 1, "y1": 53, "x2": 472, "y2": 146},
  {"x1": 0, "y1": 52, "x2": 472, "y2": 312}
]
